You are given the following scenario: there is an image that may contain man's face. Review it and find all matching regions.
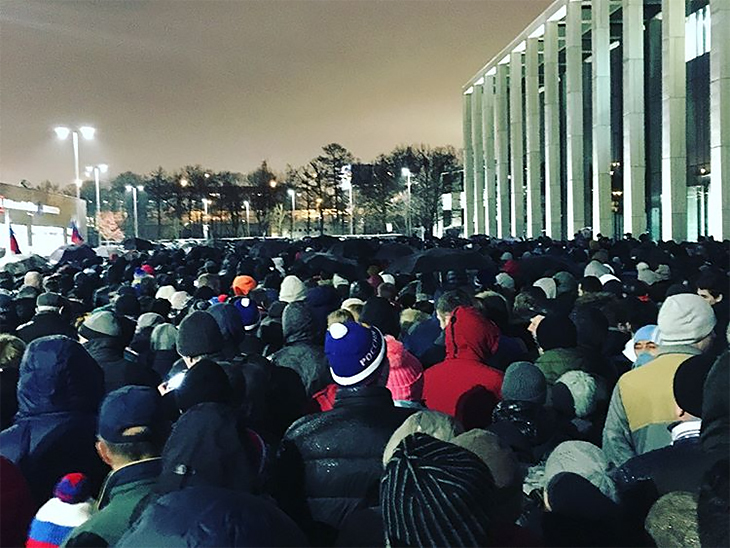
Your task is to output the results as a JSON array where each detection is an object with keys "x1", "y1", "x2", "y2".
[
  {"x1": 698, "y1": 288, "x2": 722, "y2": 307},
  {"x1": 634, "y1": 340, "x2": 658, "y2": 355}
]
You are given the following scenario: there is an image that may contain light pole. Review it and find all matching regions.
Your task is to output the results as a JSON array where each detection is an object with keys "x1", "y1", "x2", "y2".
[
  {"x1": 287, "y1": 189, "x2": 296, "y2": 237},
  {"x1": 202, "y1": 198, "x2": 211, "y2": 240},
  {"x1": 243, "y1": 200, "x2": 251, "y2": 236},
  {"x1": 54, "y1": 126, "x2": 96, "y2": 199},
  {"x1": 125, "y1": 184, "x2": 144, "y2": 238},
  {"x1": 402, "y1": 167, "x2": 412, "y2": 235},
  {"x1": 316, "y1": 197, "x2": 323, "y2": 235},
  {"x1": 84, "y1": 163, "x2": 108, "y2": 227}
]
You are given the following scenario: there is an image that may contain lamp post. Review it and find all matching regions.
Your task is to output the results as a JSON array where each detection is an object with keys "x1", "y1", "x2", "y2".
[
  {"x1": 125, "y1": 184, "x2": 144, "y2": 238},
  {"x1": 202, "y1": 198, "x2": 211, "y2": 240},
  {"x1": 316, "y1": 197, "x2": 323, "y2": 235},
  {"x1": 54, "y1": 126, "x2": 96, "y2": 199},
  {"x1": 84, "y1": 163, "x2": 108, "y2": 225},
  {"x1": 287, "y1": 189, "x2": 296, "y2": 237},
  {"x1": 243, "y1": 200, "x2": 250, "y2": 236},
  {"x1": 401, "y1": 167, "x2": 412, "y2": 235}
]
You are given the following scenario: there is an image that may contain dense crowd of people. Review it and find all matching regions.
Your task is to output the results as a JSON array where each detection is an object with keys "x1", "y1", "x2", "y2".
[{"x1": 0, "y1": 233, "x2": 727, "y2": 547}]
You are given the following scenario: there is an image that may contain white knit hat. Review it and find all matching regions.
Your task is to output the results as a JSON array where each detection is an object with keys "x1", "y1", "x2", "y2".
[
  {"x1": 279, "y1": 275, "x2": 307, "y2": 303},
  {"x1": 658, "y1": 294, "x2": 716, "y2": 346}
]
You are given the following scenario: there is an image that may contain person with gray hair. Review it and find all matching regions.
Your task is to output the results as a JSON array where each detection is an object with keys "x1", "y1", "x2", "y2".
[{"x1": 16, "y1": 293, "x2": 75, "y2": 343}]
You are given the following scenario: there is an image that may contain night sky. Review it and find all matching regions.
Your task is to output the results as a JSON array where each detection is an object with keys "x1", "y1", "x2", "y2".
[{"x1": 1, "y1": 0, "x2": 551, "y2": 186}]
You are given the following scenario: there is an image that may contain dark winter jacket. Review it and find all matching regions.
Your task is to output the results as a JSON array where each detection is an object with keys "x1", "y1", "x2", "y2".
[
  {"x1": 83, "y1": 338, "x2": 159, "y2": 393},
  {"x1": 0, "y1": 336, "x2": 107, "y2": 503},
  {"x1": 535, "y1": 347, "x2": 589, "y2": 385},
  {"x1": 0, "y1": 457, "x2": 36, "y2": 548},
  {"x1": 422, "y1": 306, "x2": 504, "y2": 430},
  {"x1": 271, "y1": 301, "x2": 330, "y2": 396},
  {"x1": 116, "y1": 487, "x2": 306, "y2": 547},
  {"x1": 62, "y1": 458, "x2": 162, "y2": 548},
  {"x1": 273, "y1": 385, "x2": 414, "y2": 545},
  {"x1": 16, "y1": 311, "x2": 76, "y2": 344}
]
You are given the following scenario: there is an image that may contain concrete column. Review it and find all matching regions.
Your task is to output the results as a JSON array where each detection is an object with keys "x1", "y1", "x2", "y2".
[
  {"x1": 544, "y1": 20, "x2": 562, "y2": 239},
  {"x1": 623, "y1": 0, "x2": 647, "y2": 236},
  {"x1": 494, "y1": 64, "x2": 511, "y2": 239},
  {"x1": 709, "y1": 0, "x2": 730, "y2": 240},
  {"x1": 510, "y1": 50, "x2": 525, "y2": 237},
  {"x1": 482, "y1": 73, "x2": 496, "y2": 236},
  {"x1": 525, "y1": 36, "x2": 542, "y2": 238},
  {"x1": 462, "y1": 89, "x2": 474, "y2": 237},
  {"x1": 472, "y1": 83, "x2": 486, "y2": 236},
  {"x1": 566, "y1": 0, "x2": 586, "y2": 236},
  {"x1": 661, "y1": 0, "x2": 687, "y2": 242},
  {"x1": 592, "y1": 0, "x2": 612, "y2": 237}
]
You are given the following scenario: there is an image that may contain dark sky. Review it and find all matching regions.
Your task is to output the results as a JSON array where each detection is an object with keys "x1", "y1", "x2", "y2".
[{"x1": 1, "y1": 0, "x2": 551, "y2": 186}]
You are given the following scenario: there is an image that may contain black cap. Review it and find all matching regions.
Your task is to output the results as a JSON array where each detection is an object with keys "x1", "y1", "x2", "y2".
[
  {"x1": 673, "y1": 354, "x2": 716, "y2": 418},
  {"x1": 98, "y1": 385, "x2": 164, "y2": 444}
]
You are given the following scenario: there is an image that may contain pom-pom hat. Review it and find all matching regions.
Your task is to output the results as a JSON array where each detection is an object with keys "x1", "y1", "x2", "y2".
[{"x1": 325, "y1": 321, "x2": 386, "y2": 386}]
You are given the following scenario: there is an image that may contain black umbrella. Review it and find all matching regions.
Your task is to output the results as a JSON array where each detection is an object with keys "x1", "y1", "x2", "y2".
[
  {"x1": 249, "y1": 239, "x2": 291, "y2": 259},
  {"x1": 122, "y1": 237, "x2": 155, "y2": 251},
  {"x1": 518, "y1": 256, "x2": 581, "y2": 285},
  {"x1": 388, "y1": 248, "x2": 495, "y2": 274},
  {"x1": 304, "y1": 235, "x2": 340, "y2": 251},
  {"x1": 375, "y1": 242, "x2": 415, "y2": 262},
  {"x1": 298, "y1": 252, "x2": 364, "y2": 280},
  {"x1": 0, "y1": 254, "x2": 49, "y2": 275},
  {"x1": 49, "y1": 244, "x2": 98, "y2": 266},
  {"x1": 329, "y1": 239, "x2": 377, "y2": 261}
]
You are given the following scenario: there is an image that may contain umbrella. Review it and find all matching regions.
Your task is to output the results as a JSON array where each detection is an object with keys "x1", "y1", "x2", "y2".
[
  {"x1": 249, "y1": 239, "x2": 291, "y2": 259},
  {"x1": 375, "y1": 242, "x2": 415, "y2": 262},
  {"x1": 518, "y1": 256, "x2": 581, "y2": 285},
  {"x1": 94, "y1": 245, "x2": 123, "y2": 258},
  {"x1": 122, "y1": 237, "x2": 155, "y2": 251},
  {"x1": 329, "y1": 239, "x2": 377, "y2": 261},
  {"x1": 49, "y1": 244, "x2": 98, "y2": 266},
  {"x1": 0, "y1": 254, "x2": 49, "y2": 275},
  {"x1": 304, "y1": 234, "x2": 340, "y2": 251},
  {"x1": 388, "y1": 248, "x2": 495, "y2": 275},
  {"x1": 298, "y1": 252, "x2": 364, "y2": 280}
]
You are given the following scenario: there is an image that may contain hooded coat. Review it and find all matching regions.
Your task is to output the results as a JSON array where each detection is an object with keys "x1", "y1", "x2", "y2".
[
  {"x1": 0, "y1": 336, "x2": 107, "y2": 502},
  {"x1": 83, "y1": 337, "x2": 159, "y2": 393},
  {"x1": 271, "y1": 301, "x2": 330, "y2": 396},
  {"x1": 422, "y1": 306, "x2": 504, "y2": 430},
  {"x1": 115, "y1": 403, "x2": 305, "y2": 547}
]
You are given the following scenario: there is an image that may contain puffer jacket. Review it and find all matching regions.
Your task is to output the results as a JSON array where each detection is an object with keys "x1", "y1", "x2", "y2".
[
  {"x1": 271, "y1": 301, "x2": 330, "y2": 396},
  {"x1": 83, "y1": 337, "x2": 159, "y2": 393},
  {"x1": 273, "y1": 385, "x2": 414, "y2": 545},
  {"x1": 422, "y1": 306, "x2": 504, "y2": 430},
  {"x1": 0, "y1": 336, "x2": 107, "y2": 503},
  {"x1": 116, "y1": 487, "x2": 306, "y2": 547},
  {"x1": 535, "y1": 347, "x2": 590, "y2": 385}
]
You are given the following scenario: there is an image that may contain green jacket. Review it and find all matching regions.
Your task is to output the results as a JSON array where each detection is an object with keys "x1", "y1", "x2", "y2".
[
  {"x1": 535, "y1": 347, "x2": 588, "y2": 385},
  {"x1": 63, "y1": 458, "x2": 161, "y2": 547}
]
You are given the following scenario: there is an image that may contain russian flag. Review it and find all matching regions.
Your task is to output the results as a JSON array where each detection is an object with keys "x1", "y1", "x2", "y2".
[
  {"x1": 9, "y1": 226, "x2": 21, "y2": 255},
  {"x1": 70, "y1": 222, "x2": 84, "y2": 245}
]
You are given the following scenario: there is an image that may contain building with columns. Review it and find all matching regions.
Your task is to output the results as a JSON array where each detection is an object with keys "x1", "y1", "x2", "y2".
[{"x1": 462, "y1": 0, "x2": 729, "y2": 242}]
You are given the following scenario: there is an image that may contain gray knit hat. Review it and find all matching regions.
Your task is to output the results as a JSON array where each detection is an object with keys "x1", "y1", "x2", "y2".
[
  {"x1": 137, "y1": 312, "x2": 165, "y2": 332},
  {"x1": 79, "y1": 311, "x2": 122, "y2": 340},
  {"x1": 658, "y1": 294, "x2": 716, "y2": 346},
  {"x1": 544, "y1": 441, "x2": 618, "y2": 503},
  {"x1": 150, "y1": 323, "x2": 178, "y2": 351},
  {"x1": 501, "y1": 361, "x2": 547, "y2": 405},
  {"x1": 381, "y1": 433, "x2": 495, "y2": 547}
]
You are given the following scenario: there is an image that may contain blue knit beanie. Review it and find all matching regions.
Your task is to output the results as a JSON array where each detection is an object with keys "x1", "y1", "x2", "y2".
[
  {"x1": 233, "y1": 297, "x2": 260, "y2": 331},
  {"x1": 325, "y1": 321, "x2": 386, "y2": 386}
]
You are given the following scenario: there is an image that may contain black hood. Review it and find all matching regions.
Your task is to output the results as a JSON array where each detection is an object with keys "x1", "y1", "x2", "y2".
[{"x1": 282, "y1": 301, "x2": 316, "y2": 344}]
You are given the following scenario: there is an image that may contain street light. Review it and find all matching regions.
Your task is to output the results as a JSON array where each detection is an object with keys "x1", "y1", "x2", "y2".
[
  {"x1": 243, "y1": 200, "x2": 250, "y2": 236},
  {"x1": 180, "y1": 178, "x2": 189, "y2": 187},
  {"x1": 125, "y1": 184, "x2": 144, "y2": 238},
  {"x1": 202, "y1": 198, "x2": 211, "y2": 240},
  {"x1": 287, "y1": 189, "x2": 296, "y2": 237},
  {"x1": 54, "y1": 125, "x2": 96, "y2": 199},
  {"x1": 84, "y1": 163, "x2": 108, "y2": 233},
  {"x1": 269, "y1": 179, "x2": 277, "y2": 189},
  {"x1": 401, "y1": 167, "x2": 412, "y2": 235}
]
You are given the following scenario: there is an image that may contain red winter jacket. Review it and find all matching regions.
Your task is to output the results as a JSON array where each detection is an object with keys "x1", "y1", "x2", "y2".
[{"x1": 422, "y1": 306, "x2": 504, "y2": 430}]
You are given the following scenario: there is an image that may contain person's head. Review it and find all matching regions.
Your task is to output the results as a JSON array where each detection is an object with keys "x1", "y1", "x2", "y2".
[
  {"x1": 325, "y1": 321, "x2": 388, "y2": 388},
  {"x1": 536, "y1": 315, "x2": 578, "y2": 352},
  {"x1": 360, "y1": 296, "x2": 400, "y2": 338},
  {"x1": 349, "y1": 279, "x2": 374, "y2": 302},
  {"x1": 327, "y1": 308, "x2": 353, "y2": 327},
  {"x1": 633, "y1": 324, "x2": 661, "y2": 356},
  {"x1": 35, "y1": 292, "x2": 66, "y2": 314},
  {"x1": 233, "y1": 297, "x2": 261, "y2": 333},
  {"x1": 579, "y1": 276, "x2": 602, "y2": 296},
  {"x1": 698, "y1": 459, "x2": 730, "y2": 548},
  {"x1": 382, "y1": 410, "x2": 463, "y2": 466},
  {"x1": 381, "y1": 433, "x2": 495, "y2": 547},
  {"x1": 696, "y1": 269, "x2": 727, "y2": 307},
  {"x1": 0, "y1": 334, "x2": 25, "y2": 369},
  {"x1": 435, "y1": 289, "x2": 473, "y2": 329},
  {"x1": 231, "y1": 275, "x2": 257, "y2": 297},
  {"x1": 96, "y1": 386, "x2": 167, "y2": 470},
  {"x1": 176, "y1": 310, "x2": 224, "y2": 366},
  {"x1": 196, "y1": 273, "x2": 221, "y2": 295},
  {"x1": 474, "y1": 291, "x2": 510, "y2": 331},
  {"x1": 501, "y1": 361, "x2": 547, "y2": 405},
  {"x1": 150, "y1": 323, "x2": 178, "y2": 351},
  {"x1": 544, "y1": 441, "x2": 618, "y2": 503},
  {"x1": 657, "y1": 294, "x2": 716, "y2": 352},
  {"x1": 645, "y1": 492, "x2": 700, "y2": 548},
  {"x1": 78, "y1": 310, "x2": 123, "y2": 345},
  {"x1": 673, "y1": 353, "x2": 715, "y2": 421},
  {"x1": 175, "y1": 359, "x2": 234, "y2": 413},
  {"x1": 23, "y1": 271, "x2": 43, "y2": 289}
]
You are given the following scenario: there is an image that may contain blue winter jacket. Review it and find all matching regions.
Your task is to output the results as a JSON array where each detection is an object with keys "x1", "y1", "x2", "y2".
[{"x1": 0, "y1": 335, "x2": 107, "y2": 502}]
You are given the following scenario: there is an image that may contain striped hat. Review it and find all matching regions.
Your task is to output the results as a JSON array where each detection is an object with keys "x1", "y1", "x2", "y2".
[{"x1": 381, "y1": 433, "x2": 495, "y2": 547}]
